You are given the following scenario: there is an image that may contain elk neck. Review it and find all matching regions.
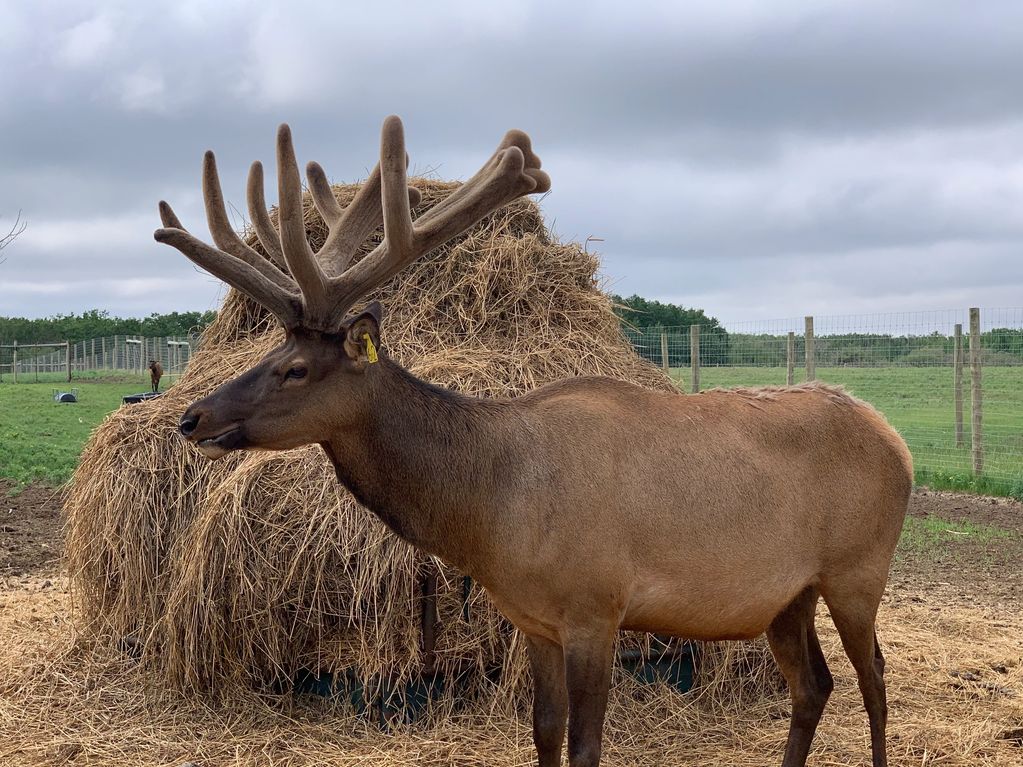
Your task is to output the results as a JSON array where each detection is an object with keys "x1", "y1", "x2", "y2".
[{"x1": 319, "y1": 354, "x2": 519, "y2": 572}]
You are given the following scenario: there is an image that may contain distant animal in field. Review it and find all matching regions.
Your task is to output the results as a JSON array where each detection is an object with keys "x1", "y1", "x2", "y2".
[
  {"x1": 148, "y1": 360, "x2": 163, "y2": 392},
  {"x1": 158, "y1": 116, "x2": 911, "y2": 767}
]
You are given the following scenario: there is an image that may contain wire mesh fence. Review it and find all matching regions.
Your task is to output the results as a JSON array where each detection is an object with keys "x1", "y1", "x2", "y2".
[
  {"x1": 0, "y1": 334, "x2": 197, "y2": 385},
  {"x1": 2, "y1": 308, "x2": 1021, "y2": 497},
  {"x1": 625, "y1": 307, "x2": 1023, "y2": 497}
]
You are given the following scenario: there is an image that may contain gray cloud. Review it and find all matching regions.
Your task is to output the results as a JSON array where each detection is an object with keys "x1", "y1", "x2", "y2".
[{"x1": 2, "y1": 0, "x2": 1022, "y2": 326}]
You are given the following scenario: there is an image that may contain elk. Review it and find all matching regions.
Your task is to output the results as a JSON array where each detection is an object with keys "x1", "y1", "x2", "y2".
[
  {"x1": 156, "y1": 116, "x2": 912, "y2": 767},
  {"x1": 149, "y1": 360, "x2": 163, "y2": 393}
]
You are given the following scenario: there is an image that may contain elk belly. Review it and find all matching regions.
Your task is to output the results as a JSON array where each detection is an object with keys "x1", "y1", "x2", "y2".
[{"x1": 622, "y1": 572, "x2": 813, "y2": 641}]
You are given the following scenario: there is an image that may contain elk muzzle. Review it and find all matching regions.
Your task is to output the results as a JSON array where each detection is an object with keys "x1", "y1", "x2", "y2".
[{"x1": 178, "y1": 404, "x2": 247, "y2": 460}]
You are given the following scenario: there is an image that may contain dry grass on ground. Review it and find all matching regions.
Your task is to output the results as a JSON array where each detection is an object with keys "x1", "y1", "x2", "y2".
[{"x1": 0, "y1": 572, "x2": 1019, "y2": 766}]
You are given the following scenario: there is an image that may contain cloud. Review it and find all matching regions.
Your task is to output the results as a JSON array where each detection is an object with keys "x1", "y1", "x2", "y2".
[
  {"x1": 116, "y1": 68, "x2": 168, "y2": 112},
  {"x1": 24, "y1": 212, "x2": 156, "y2": 253},
  {"x1": 54, "y1": 12, "x2": 115, "y2": 69},
  {"x1": 1, "y1": 0, "x2": 1022, "y2": 324}
]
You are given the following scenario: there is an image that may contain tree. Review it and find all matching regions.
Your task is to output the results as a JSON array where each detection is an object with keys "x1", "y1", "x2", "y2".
[
  {"x1": 0, "y1": 211, "x2": 26, "y2": 264},
  {"x1": 0, "y1": 309, "x2": 217, "y2": 344},
  {"x1": 611, "y1": 294, "x2": 729, "y2": 366},
  {"x1": 611, "y1": 294, "x2": 722, "y2": 331}
]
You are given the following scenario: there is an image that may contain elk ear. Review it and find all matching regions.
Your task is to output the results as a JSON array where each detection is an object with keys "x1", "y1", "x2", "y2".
[{"x1": 342, "y1": 302, "x2": 383, "y2": 362}]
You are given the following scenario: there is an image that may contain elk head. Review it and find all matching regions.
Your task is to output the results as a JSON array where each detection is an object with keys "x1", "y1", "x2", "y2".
[{"x1": 155, "y1": 116, "x2": 549, "y2": 459}]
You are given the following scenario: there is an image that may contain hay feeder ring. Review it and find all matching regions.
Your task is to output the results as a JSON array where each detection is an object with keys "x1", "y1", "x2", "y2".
[{"x1": 52, "y1": 388, "x2": 79, "y2": 403}]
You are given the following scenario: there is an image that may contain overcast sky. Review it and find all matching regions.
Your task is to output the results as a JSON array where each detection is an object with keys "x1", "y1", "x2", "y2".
[{"x1": 2, "y1": 0, "x2": 1022, "y2": 328}]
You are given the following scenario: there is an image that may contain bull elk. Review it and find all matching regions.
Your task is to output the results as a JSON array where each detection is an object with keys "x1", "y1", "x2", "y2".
[{"x1": 156, "y1": 116, "x2": 912, "y2": 767}]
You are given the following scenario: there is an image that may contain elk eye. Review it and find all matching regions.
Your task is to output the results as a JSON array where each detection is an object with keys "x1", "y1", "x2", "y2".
[{"x1": 285, "y1": 366, "x2": 307, "y2": 380}]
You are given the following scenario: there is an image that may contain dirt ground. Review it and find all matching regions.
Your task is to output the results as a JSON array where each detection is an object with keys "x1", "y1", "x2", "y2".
[
  {"x1": 891, "y1": 489, "x2": 1023, "y2": 612},
  {"x1": 0, "y1": 486, "x2": 1020, "y2": 766},
  {"x1": 0, "y1": 483, "x2": 62, "y2": 577}
]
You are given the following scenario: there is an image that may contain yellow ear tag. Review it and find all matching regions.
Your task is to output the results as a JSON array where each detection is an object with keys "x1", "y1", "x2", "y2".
[{"x1": 362, "y1": 333, "x2": 378, "y2": 363}]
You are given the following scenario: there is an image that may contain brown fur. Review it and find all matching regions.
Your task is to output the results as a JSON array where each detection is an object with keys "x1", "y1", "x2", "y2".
[
  {"x1": 148, "y1": 360, "x2": 163, "y2": 393},
  {"x1": 159, "y1": 119, "x2": 911, "y2": 767}
]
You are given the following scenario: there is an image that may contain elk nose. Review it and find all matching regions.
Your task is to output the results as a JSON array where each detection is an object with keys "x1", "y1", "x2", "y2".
[{"x1": 179, "y1": 412, "x2": 201, "y2": 437}]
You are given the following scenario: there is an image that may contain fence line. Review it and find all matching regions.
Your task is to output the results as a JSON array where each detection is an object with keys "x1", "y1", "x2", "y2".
[
  {"x1": 625, "y1": 307, "x2": 1023, "y2": 495},
  {"x1": 2, "y1": 308, "x2": 1021, "y2": 496},
  {"x1": 0, "y1": 334, "x2": 198, "y2": 383}
]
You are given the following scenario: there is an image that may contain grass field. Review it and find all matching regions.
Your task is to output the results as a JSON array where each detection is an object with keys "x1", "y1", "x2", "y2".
[
  {"x1": 0, "y1": 375, "x2": 157, "y2": 489},
  {"x1": 670, "y1": 365, "x2": 1023, "y2": 498},
  {"x1": 1, "y1": 366, "x2": 1021, "y2": 497}
]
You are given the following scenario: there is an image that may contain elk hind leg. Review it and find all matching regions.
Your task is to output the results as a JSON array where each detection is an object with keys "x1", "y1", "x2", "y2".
[
  {"x1": 822, "y1": 584, "x2": 888, "y2": 767},
  {"x1": 526, "y1": 635, "x2": 568, "y2": 767},
  {"x1": 766, "y1": 585, "x2": 834, "y2": 767}
]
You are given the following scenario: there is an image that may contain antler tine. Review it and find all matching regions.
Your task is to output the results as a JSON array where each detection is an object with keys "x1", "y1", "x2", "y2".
[
  {"x1": 306, "y1": 161, "x2": 344, "y2": 226},
  {"x1": 411, "y1": 145, "x2": 542, "y2": 255},
  {"x1": 415, "y1": 129, "x2": 549, "y2": 228},
  {"x1": 324, "y1": 117, "x2": 549, "y2": 321},
  {"x1": 275, "y1": 124, "x2": 332, "y2": 327},
  {"x1": 202, "y1": 151, "x2": 293, "y2": 288},
  {"x1": 155, "y1": 201, "x2": 301, "y2": 325},
  {"x1": 245, "y1": 161, "x2": 286, "y2": 268},
  {"x1": 379, "y1": 116, "x2": 415, "y2": 262},
  {"x1": 310, "y1": 161, "x2": 424, "y2": 279}
]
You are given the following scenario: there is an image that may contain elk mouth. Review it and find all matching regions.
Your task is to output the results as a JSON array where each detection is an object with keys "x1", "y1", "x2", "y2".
[{"x1": 195, "y1": 427, "x2": 246, "y2": 460}]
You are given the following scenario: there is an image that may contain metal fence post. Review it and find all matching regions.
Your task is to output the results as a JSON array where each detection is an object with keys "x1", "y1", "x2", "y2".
[
  {"x1": 689, "y1": 324, "x2": 701, "y2": 393},
  {"x1": 786, "y1": 331, "x2": 795, "y2": 385},
  {"x1": 953, "y1": 323, "x2": 964, "y2": 448},
  {"x1": 969, "y1": 308, "x2": 983, "y2": 475}
]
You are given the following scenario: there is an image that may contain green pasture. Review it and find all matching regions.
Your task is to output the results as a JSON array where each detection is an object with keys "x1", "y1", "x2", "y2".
[
  {"x1": 670, "y1": 366, "x2": 1023, "y2": 498},
  {"x1": 898, "y1": 515, "x2": 1012, "y2": 554},
  {"x1": 0, "y1": 366, "x2": 1021, "y2": 499},
  {"x1": 0, "y1": 375, "x2": 158, "y2": 489}
]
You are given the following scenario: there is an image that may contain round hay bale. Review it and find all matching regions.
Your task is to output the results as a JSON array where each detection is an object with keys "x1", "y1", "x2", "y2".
[{"x1": 64, "y1": 179, "x2": 709, "y2": 714}]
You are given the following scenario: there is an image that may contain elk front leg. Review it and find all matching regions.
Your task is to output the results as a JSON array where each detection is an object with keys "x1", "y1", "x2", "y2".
[
  {"x1": 564, "y1": 630, "x2": 615, "y2": 767},
  {"x1": 526, "y1": 635, "x2": 568, "y2": 767}
]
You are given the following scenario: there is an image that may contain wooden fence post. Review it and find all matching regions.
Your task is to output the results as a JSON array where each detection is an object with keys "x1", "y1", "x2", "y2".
[
  {"x1": 660, "y1": 330, "x2": 669, "y2": 377},
  {"x1": 953, "y1": 323, "x2": 964, "y2": 448},
  {"x1": 12, "y1": 341, "x2": 17, "y2": 384},
  {"x1": 804, "y1": 316, "x2": 815, "y2": 381},
  {"x1": 969, "y1": 308, "x2": 983, "y2": 475},
  {"x1": 66, "y1": 341, "x2": 71, "y2": 383},
  {"x1": 786, "y1": 331, "x2": 795, "y2": 385},
  {"x1": 690, "y1": 325, "x2": 701, "y2": 393}
]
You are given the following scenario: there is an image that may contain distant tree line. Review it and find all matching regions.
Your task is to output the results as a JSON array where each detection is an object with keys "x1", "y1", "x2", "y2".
[
  {"x1": 721, "y1": 329, "x2": 1023, "y2": 367},
  {"x1": 612, "y1": 294, "x2": 730, "y2": 366},
  {"x1": 0, "y1": 309, "x2": 217, "y2": 344},
  {"x1": 5, "y1": 301, "x2": 1021, "y2": 368},
  {"x1": 612, "y1": 296, "x2": 1023, "y2": 367}
]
